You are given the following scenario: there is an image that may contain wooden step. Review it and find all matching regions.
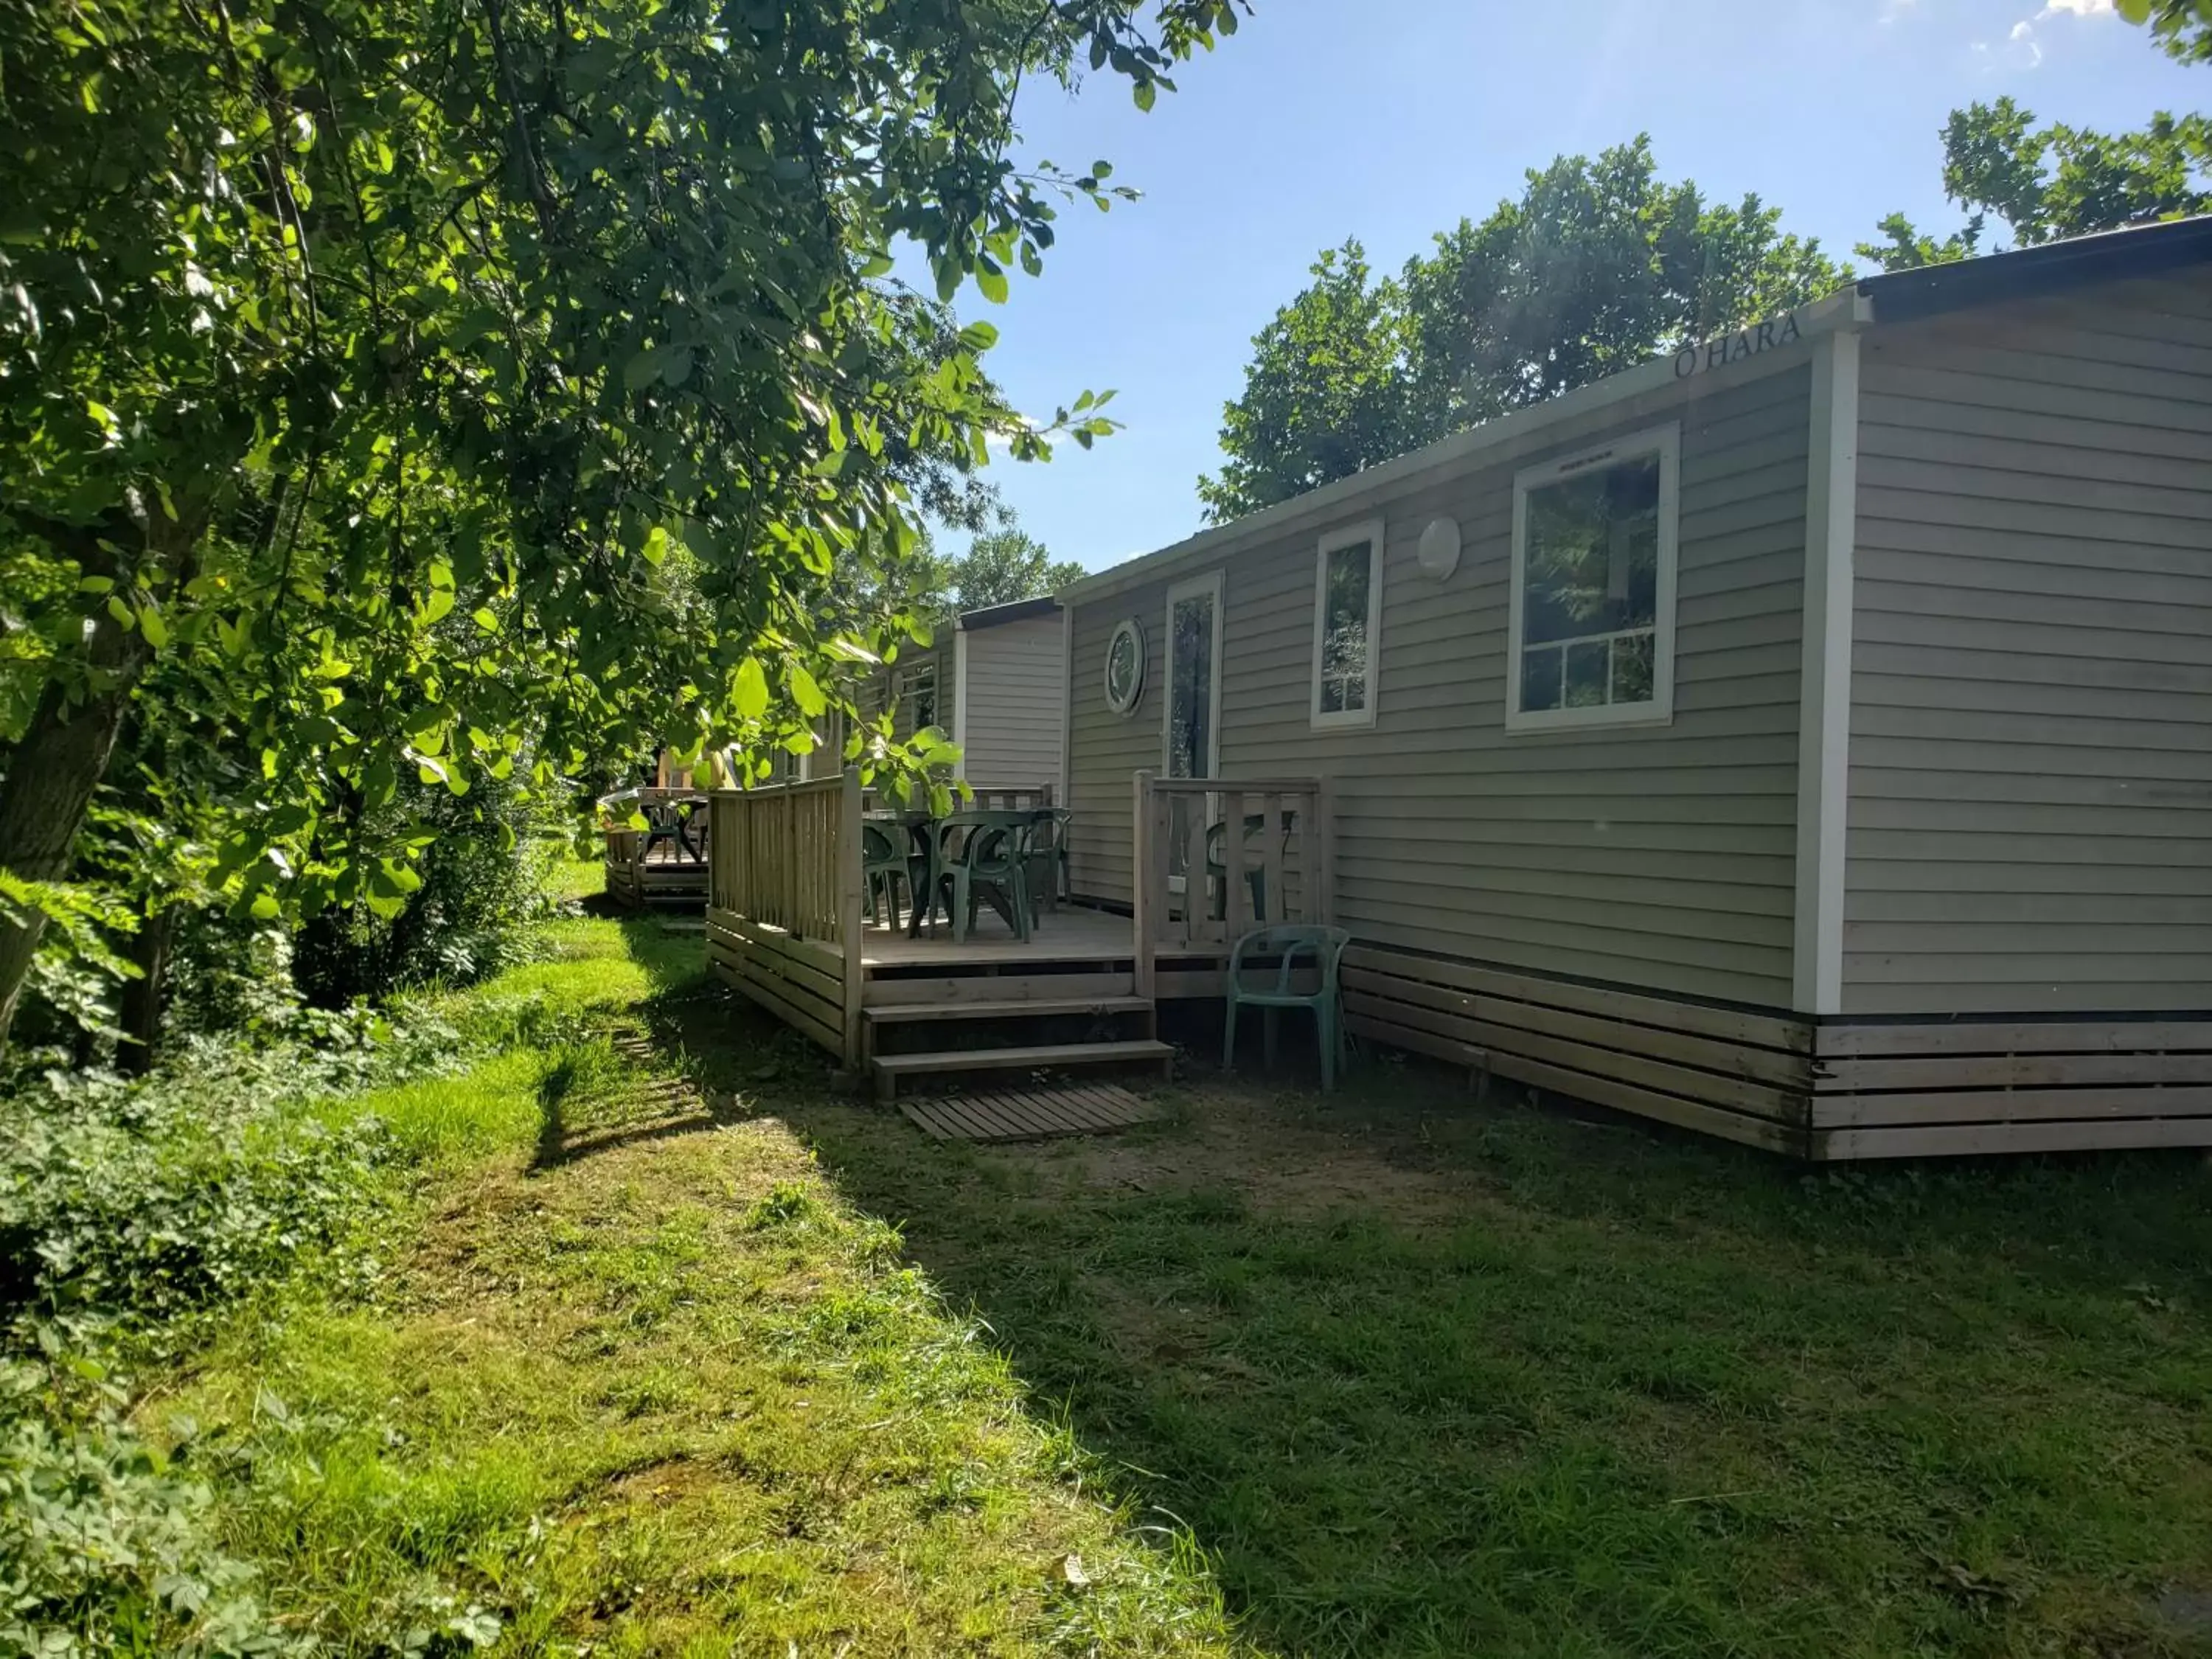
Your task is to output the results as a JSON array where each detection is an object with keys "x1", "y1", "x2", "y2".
[
  {"x1": 864, "y1": 995, "x2": 1153, "y2": 1026},
  {"x1": 871, "y1": 1039, "x2": 1174, "y2": 1105},
  {"x1": 863, "y1": 970, "x2": 1135, "y2": 1007}
]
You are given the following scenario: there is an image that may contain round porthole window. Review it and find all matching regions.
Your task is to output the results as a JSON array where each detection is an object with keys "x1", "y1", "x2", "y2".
[
  {"x1": 1103, "y1": 617, "x2": 1146, "y2": 716},
  {"x1": 1417, "y1": 515, "x2": 1462, "y2": 580}
]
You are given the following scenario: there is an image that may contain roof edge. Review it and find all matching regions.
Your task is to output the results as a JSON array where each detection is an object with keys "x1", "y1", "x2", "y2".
[
  {"x1": 1060, "y1": 287, "x2": 1865, "y2": 608},
  {"x1": 1858, "y1": 212, "x2": 2212, "y2": 324},
  {"x1": 956, "y1": 594, "x2": 1060, "y2": 631}
]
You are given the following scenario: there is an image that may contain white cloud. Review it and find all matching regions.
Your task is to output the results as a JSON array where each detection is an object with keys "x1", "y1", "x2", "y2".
[{"x1": 2038, "y1": 0, "x2": 2114, "y2": 15}]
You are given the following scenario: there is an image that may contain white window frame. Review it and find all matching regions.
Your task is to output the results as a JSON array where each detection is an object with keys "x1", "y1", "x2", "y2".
[
  {"x1": 1506, "y1": 422, "x2": 1680, "y2": 734},
  {"x1": 1310, "y1": 518, "x2": 1385, "y2": 731},
  {"x1": 1161, "y1": 571, "x2": 1224, "y2": 778},
  {"x1": 950, "y1": 628, "x2": 970, "y2": 778},
  {"x1": 1161, "y1": 570, "x2": 1224, "y2": 900},
  {"x1": 894, "y1": 660, "x2": 939, "y2": 737}
]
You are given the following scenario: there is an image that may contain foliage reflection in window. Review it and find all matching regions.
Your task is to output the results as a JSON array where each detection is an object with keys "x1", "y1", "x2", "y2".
[
  {"x1": 1509, "y1": 429, "x2": 1676, "y2": 728},
  {"x1": 896, "y1": 662, "x2": 938, "y2": 735},
  {"x1": 1311, "y1": 520, "x2": 1383, "y2": 729}
]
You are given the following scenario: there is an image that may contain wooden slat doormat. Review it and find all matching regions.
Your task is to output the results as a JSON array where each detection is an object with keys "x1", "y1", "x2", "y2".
[{"x1": 899, "y1": 1084, "x2": 1163, "y2": 1142}]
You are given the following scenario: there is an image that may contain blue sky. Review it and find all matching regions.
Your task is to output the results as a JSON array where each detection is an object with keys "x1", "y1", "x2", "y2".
[{"x1": 937, "y1": 0, "x2": 2204, "y2": 572}]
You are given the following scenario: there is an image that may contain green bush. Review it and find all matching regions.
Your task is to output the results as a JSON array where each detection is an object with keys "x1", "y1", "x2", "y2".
[
  {"x1": 0, "y1": 1357, "x2": 300, "y2": 1658},
  {"x1": 0, "y1": 989, "x2": 562, "y2": 1656},
  {"x1": 0, "y1": 1004, "x2": 467, "y2": 1344},
  {"x1": 293, "y1": 771, "x2": 561, "y2": 1009}
]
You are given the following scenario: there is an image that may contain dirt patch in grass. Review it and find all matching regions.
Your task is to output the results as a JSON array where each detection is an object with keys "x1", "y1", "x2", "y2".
[{"x1": 1009, "y1": 1079, "x2": 1487, "y2": 1227}]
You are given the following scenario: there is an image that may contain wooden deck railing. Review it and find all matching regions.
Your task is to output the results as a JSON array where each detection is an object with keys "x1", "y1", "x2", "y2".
[
  {"x1": 706, "y1": 771, "x2": 864, "y2": 1062},
  {"x1": 1130, "y1": 771, "x2": 1333, "y2": 998},
  {"x1": 860, "y1": 783, "x2": 1054, "y2": 814},
  {"x1": 600, "y1": 787, "x2": 713, "y2": 908}
]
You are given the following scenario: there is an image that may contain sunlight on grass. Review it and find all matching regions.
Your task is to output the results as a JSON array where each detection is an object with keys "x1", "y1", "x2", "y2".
[
  {"x1": 545, "y1": 852, "x2": 608, "y2": 906},
  {"x1": 166, "y1": 916, "x2": 1242, "y2": 1658}
]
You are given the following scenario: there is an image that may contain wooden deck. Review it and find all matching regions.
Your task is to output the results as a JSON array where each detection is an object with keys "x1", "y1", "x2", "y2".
[
  {"x1": 605, "y1": 846, "x2": 711, "y2": 910},
  {"x1": 858, "y1": 903, "x2": 1133, "y2": 968},
  {"x1": 702, "y1": 772, "x2": 1317, "y2": 1099}
]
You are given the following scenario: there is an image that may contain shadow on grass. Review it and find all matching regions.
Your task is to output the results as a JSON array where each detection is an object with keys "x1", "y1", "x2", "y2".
[
  {"x1": 517, "y1": 912, "x2": 758, "y2": 1174},
  {"x1": 607, "y1": 928, "x2": 2212, "y2": 1658}
]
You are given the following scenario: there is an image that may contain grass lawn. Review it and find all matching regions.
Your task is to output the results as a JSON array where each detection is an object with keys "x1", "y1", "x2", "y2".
[{"x1": 162, "y1": 909, "x2": 2212, "y2": 1657}]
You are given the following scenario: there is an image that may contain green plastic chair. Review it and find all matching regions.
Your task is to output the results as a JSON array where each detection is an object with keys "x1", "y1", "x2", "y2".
[
  {"x1": 860, "y1": 821, "x2": 923, "y2": 928},
  {"x1": 1222, "y1": 924, "x2": 1353, "y2": 1091},
  {"x1": 928, "y1": 813, "x2": 1033, "y2": 945},
  {"x1": 1026, "y1": 807, "x2": 1074, "y2": 920}
]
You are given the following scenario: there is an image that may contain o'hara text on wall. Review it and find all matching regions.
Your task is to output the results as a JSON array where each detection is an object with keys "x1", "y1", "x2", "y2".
[{"x1": 1674, "y1": 311, "x2": 1804, "y2": 378}]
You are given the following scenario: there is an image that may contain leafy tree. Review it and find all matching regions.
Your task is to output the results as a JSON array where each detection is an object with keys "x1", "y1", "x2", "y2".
[
  {"x1": 1860, "y1": 99, "x2": 2211, "y2": 269},
  {"x1": 1857, "y1": 213, "x2": 1985, "y2": 275},
  {"x1": 951, "y1": 527, "x2": 1086, "y2": 610},
  {"x1": 1403, "y1": 140, "x2": 1846, "y2": 428},
  {"x1": 1194, "y1": 241, "x2": 1422, "y2": 524},
  {"x1": 2121, "y1": 0, "x2": 2212, "y2": 63},
  {"x1": 1198, "y1": 139, "x2": 1848, "y2": 522},
  {"x1": 0, "y1": 0, "x2": 1242, "y2": 1047}
]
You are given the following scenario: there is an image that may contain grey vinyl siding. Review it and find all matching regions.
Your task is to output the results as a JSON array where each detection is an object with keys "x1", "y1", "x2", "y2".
[
  {"x1": 1068, "y1": 361, "x2": 1813, "y2": 1006},
  {"x1": 959, "y1": 613, "x2": 1065, "y2": 791},
  {"x1": 1844, "y1": 272, "x2": 2212, "y2": 1015},
  {"x1": 1068, "y1": 591, "x2": 1166, "y2": 904}
]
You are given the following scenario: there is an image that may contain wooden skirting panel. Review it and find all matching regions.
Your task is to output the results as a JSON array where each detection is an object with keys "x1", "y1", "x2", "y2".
[
  {"x1": 1809, "y1": 1017, "x2": 2212, "y2": 1159},
  {"x1": 1340, "y1": 945, "x2": 1817, "y2": 1158},
  {"x1": 606, "y1": 860, "x2": 708, "y2": 911},
  {"x1": 1340, "y1": 942, "x2": 2212, "y2": 1161},
  {"x1": 605, "y1": 862, "x2": 643, "y2": 910},
  {"x1": 706, "y1": 906, "x2": 849, "y2": 1060}
]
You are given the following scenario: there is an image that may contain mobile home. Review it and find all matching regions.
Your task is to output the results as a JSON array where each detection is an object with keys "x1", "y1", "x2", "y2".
[
  {"x1": 1054, "y1": 218, "x2": 2212, "y2": 1158},
  {"x1": 863, "y1": 595, "x2": 1068, "y2": 793}
]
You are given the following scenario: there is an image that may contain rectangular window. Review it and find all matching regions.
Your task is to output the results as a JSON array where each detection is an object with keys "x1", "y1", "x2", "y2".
[
  {"x1": 1310, "y1": 518, "x2": 1385, "y2": 729},
  {"x1": 894, "y1": 662, "x2": 938, "y2": 737},
  {"x1": 1507, "y1": 425, "x2": 1679, "y2": 732}
]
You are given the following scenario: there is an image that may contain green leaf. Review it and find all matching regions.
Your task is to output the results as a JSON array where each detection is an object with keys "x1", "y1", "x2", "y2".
[
  {"x1": 975, "y1": 265, "x2": 1009, "y2": 304},
  {"x1": 734, "y1": 656, "x2": 769, "y2": 720},
  {"x1": 623, "y1": 348, "x2": 664, "y2": 391},
  {"x1": 472, "y1": 607, "x2": 499, "y2": 633},
  {"x1": 959, "y1": 320, "x2": 999, "y2": 351},
  {"x1": 858, "y1": 251, "x2": 894, "y2": 279},
  {"x1": 789, "y1": 663, "x2": 827, "y2": 717},
  {"x1": 1133, "y1": 78, "x2": 1156, "y2": 113},
  {"x1": 643, "y1": 526, "x2": 670, "y2": 566},
  {"x1": 136, "y1": 597, "x2": 168, "y2": 650}
]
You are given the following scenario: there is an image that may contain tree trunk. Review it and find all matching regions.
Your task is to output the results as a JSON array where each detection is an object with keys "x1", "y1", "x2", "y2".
[
  {"x1": 0, "y1": 610, "x2": 148, "y2": 1051},
  {"x1": 116, "y1": 905, "x2": 175, "y2": 1074}
]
